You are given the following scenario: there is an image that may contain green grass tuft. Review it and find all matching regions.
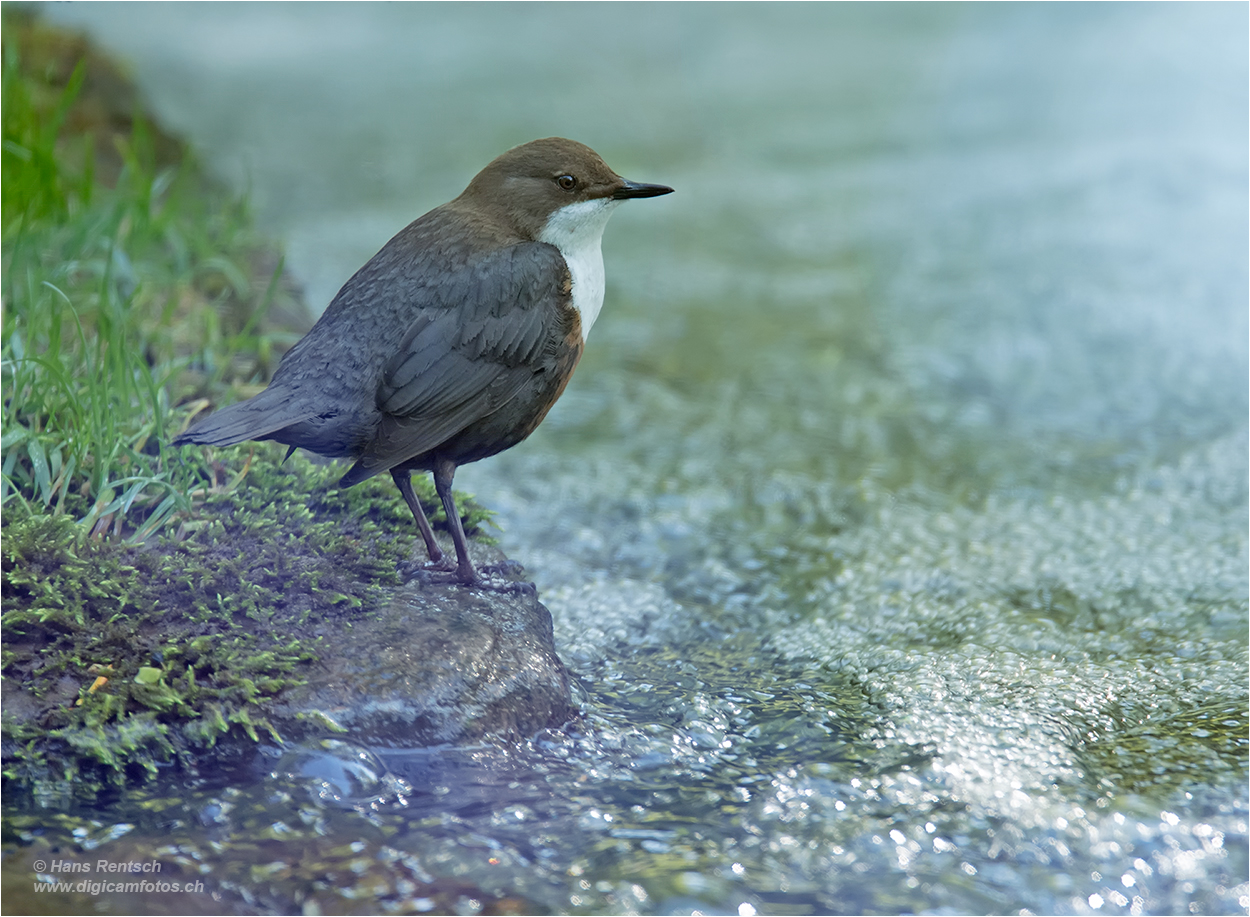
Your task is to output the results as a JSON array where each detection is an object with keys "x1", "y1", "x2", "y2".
[{"x1": 1, "y1": 9, "x2": 305, "y2": 539}]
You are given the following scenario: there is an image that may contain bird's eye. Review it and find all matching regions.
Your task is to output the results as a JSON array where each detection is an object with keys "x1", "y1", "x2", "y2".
[{"x1": 556, "y1": 174, "x2": 576, "y2": 191}]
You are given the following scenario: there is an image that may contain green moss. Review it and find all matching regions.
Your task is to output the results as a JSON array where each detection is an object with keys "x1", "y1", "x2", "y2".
[{"x1": 1, "y1": 442, "x2": 493, "y2": 799}]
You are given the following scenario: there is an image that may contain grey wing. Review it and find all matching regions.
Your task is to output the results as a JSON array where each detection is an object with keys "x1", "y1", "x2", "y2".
[{"x1": 339, "y1": 242, "x2": 570, "y2": 485}]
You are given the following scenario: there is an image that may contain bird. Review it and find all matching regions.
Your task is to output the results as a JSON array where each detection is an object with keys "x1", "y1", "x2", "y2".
[{"x1": 173, "y1": 137, "x2": 673, "y2": 589}]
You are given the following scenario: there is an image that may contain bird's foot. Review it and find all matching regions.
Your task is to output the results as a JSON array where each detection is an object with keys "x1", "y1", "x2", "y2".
[
  {"x1": 467, "y1": 560, "x2": 535, "y2": 594},
  {"x1": 406, "y1": 564, "x2": 535, "y2": 595},
  {"x1": 478, "y1": 559, "x2": 526, "y2": 578},
  {"x1": 398, "y1": 556, "x2": 457, "y2": 581},
  {"x1": 465, "y1": 574, "x2": 537, "y2": 595}
]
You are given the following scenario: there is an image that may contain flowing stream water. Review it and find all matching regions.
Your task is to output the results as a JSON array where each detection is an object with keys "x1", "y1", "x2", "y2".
[{"x1": 10, "y1": 4, "x2": 1248, "y2": 914}]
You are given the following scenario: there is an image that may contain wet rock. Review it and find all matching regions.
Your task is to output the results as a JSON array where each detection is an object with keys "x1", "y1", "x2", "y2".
[{"x1": 268, "y1": 551, "x2": 575, "y2": 746}]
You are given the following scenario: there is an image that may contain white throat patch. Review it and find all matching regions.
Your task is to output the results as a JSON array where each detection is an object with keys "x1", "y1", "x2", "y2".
[{"x1": 537, "y1": 197, "x2": 622, "y2": 342}]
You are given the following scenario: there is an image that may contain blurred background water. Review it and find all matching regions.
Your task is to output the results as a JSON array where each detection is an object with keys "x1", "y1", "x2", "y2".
[{"x1": 12, "y1": 3, "x2": 1248, "y2": 914}]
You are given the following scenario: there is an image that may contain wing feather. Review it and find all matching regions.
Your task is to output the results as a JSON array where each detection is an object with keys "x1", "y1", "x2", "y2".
[{"x1": 341, "y1": 241, "x2": 571, "y2": 484}]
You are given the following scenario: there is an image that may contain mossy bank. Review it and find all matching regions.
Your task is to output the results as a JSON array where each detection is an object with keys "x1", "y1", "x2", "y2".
[{"x1": 1, "y1": 442, "x2": 511, "y2": 798}]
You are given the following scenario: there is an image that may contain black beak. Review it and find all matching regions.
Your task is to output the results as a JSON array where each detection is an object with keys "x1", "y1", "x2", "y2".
[{"x1": 613, "y1": 179, "x2": 674, "y2": 200}]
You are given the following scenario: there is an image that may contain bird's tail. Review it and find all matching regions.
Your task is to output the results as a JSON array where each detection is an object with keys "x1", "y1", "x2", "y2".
[{"x1": 172, "y1": 386, "x2": 316, "y2": 448}]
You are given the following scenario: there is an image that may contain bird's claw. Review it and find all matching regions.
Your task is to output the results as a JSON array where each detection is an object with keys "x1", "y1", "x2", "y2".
[
  {"x1": 399, "y1": 555, "x2": 456, "y2": 579},
  {"x1": 402, "y1": 562, "x2": 534, "y2": 594},
  {"x1": 479, "y1": 559, "x2": 526, "y2": 578},
  {"x1": 476, "y1": 577, "x2": 536, "y2": 596}
]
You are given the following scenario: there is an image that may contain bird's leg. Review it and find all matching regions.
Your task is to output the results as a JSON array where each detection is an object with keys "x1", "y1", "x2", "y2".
[
  {"x1": 422, "y1": 460, "x2": 532, "y2": 593},
  {"x1": 431, "y1": 458, "x2": 480, "y2": 584},
  {"x1": 391, "y1": 468, "x2": 454, "y2": 571}
]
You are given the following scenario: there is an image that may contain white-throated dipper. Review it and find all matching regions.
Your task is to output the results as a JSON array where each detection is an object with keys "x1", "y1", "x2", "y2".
[{"x1": 173, "y1": 138, "x2": 672, "y2": 588}]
